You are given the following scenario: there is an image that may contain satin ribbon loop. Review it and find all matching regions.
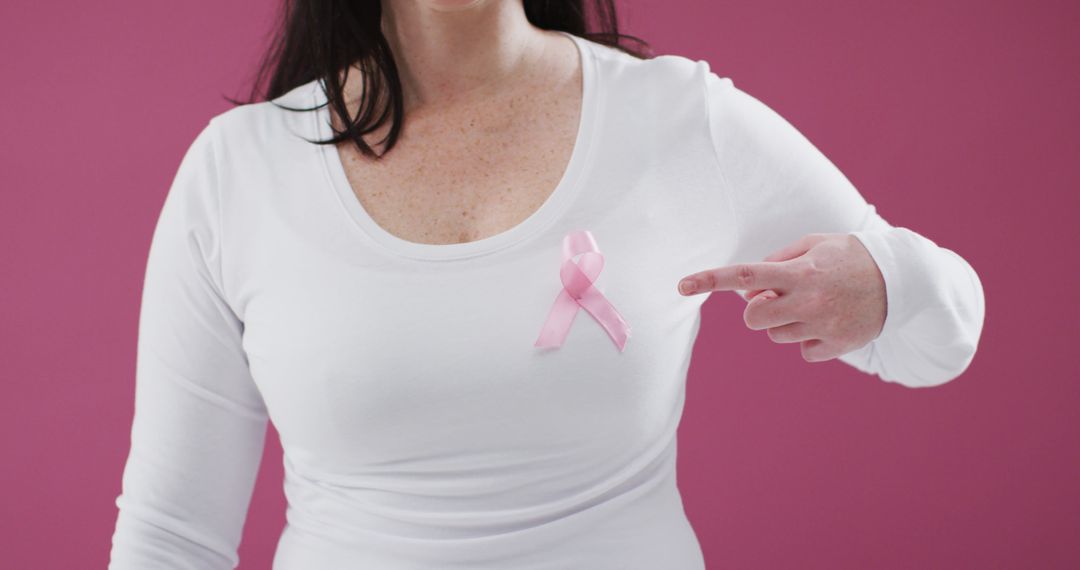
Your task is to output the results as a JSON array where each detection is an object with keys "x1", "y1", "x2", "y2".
[{"x1": 534, "y1": 230, "x2": 632, "y2": 352}]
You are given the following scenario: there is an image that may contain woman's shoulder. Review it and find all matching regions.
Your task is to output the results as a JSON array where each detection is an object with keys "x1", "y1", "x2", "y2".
[
  {"x1": 583, "y1": 37, "x2": 729, "y2": 136},
  {"x1": 208, "y1": 78, "x2": 318, "y2": 139},
  {"x1": 583, "y1": 35, "x2": 716, "y2": 88},
  {"x1": 212, "y1": 77, "x2": 318, "y2": 120},
  {"x1": 201, "y1": 79, "x2": 322, "y2": 171}
]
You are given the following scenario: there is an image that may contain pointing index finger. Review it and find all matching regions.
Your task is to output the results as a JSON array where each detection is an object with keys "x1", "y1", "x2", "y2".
[{"x1": 681, "y1": 261, "x2": 795, "y2": 294}]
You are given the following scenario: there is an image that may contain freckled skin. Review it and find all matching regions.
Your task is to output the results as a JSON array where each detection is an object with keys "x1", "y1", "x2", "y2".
[{"x1": 330, "y1": 29, "x2": 582, "y2": 246}]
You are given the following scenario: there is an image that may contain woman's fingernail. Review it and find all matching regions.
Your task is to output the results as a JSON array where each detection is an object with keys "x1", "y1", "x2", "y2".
[{"x1": 679, "y1": 279, "x2": 697, "y2": 295}]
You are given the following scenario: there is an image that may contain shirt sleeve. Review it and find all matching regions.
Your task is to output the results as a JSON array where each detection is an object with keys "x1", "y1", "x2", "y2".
[
  {"x1": 108, "y1": 118, "x2": 270, "y2": 569},
  {"x1": 704, "y1": 69, "x2": 986, "y2": 388}
]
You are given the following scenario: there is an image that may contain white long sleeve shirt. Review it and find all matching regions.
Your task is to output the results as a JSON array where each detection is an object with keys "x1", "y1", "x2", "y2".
[{"x1": 108, "y1": 30, "x2": 985, "y2": 569}]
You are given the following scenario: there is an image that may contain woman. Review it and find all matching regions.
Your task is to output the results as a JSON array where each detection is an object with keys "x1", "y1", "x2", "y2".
[{"x1": 108, "y1": 0, "x2": 986, "y2": 568}]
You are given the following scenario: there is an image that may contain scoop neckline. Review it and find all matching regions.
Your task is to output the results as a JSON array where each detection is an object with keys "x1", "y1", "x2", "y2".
[{"x1": 313, "y1": 30, "x2": 600, "y2": 262}]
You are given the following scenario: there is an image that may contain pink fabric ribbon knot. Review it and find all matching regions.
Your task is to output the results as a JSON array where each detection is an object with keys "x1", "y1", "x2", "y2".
[{"x1": 534, "y1": 229, "x2": 632, "y2": 352}]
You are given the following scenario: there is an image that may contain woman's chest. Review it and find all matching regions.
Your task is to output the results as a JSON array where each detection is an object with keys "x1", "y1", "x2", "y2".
[
  {"x1": 222, "y1": 135, "x2": 738, "y2": 467},
  {"x1": 240, "y1": 234, "x2": 701, "y2": 456}
]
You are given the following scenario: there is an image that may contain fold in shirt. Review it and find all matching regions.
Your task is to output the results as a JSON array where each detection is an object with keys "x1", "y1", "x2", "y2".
[{"x1": 109, "y1": 31, "x2": 984, "y2": 569}]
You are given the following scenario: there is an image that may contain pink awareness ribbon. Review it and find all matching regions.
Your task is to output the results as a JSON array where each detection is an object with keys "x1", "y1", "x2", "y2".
[{"x1": 534, "y1": 229, "x2": 632, "y2": 352}]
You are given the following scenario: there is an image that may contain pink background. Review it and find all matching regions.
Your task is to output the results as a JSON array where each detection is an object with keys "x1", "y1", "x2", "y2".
[{"x1": 2, "y1": 0, "x2": 1076, "y2": 567}]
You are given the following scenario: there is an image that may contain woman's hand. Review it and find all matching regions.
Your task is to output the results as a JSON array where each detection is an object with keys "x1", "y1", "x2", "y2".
[{"x1": 677, "y1": 233, "x2": 888, "y2": 362}]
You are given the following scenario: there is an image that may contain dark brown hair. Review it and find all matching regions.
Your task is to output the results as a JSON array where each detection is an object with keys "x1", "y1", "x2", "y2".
[{"x1": 226, "y1": 0, "x2": 652, "y2": 159}]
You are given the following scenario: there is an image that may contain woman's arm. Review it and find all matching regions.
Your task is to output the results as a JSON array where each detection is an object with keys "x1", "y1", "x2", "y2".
[
  {"x1": 109, "y1": 119, "x2": 269, "y2": 569},
  {"x1": 704, "y1": 68, "x2": 986, "y2": 388}
]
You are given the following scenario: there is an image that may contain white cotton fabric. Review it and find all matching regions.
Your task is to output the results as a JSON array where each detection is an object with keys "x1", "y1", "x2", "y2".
[{"x1": 109, "y1": 30, "x2": 985, "y2": 569}]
